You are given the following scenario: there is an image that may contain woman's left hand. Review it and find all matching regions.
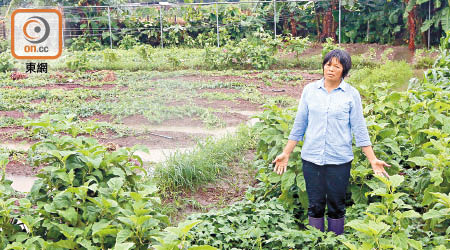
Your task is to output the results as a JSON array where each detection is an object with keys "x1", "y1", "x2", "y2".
[{"x1": 370, "y1": 159, "x2": 391, "y2": 178}]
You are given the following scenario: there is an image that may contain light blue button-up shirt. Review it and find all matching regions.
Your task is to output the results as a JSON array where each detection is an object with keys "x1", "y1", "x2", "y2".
[{"x1": 288, "y1": 78, "x2": 371, "y2": 166}]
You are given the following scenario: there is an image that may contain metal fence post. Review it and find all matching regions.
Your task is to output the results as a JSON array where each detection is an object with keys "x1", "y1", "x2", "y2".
[
  {"x1": 338, "y1": 0, "x2": 341, "y2": 45},
  {"x1": 160, "y1": 6, "x2": 163, "y2": 48},
  {"x1": 428, "y1": 0, "x2": 431, "y2": 49},
  {"x1": 108, "y1": 6, "x2": 112, "y2": 49},
  {"x1": 216, "y1": 3, "x2": 220, "y2": 47},
  {"x1": 273, "y1": 0, "x2": 276, "y2": 39}
]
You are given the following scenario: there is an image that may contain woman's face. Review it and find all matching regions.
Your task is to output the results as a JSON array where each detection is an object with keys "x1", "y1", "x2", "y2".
[{"x1": 324, "y1": 57, "x2": 343, "y2": 82}]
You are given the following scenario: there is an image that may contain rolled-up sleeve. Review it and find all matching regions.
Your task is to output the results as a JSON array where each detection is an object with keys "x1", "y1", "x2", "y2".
[
  {"x1": 350, "y1": 89, "x2": 372, "y2": 147},
  {"x1": 288, "y1": 85, "x2": 309, "y2": 142}
]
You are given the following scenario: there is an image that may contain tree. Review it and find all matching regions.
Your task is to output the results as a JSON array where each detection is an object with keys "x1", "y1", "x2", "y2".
[{"x1": 404, "y1": 0, "x2": 417, "y2": 51}]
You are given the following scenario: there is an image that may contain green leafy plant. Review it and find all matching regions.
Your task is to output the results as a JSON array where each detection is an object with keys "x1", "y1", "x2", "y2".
[
  {"x1": 204, "y1": 33, "x2": 279, "y2": 70},
  {"x1": 168, "y1": 53, "x2": 182, "y2": 68},
  {"x1": 186, "y1": 198, "x2": 301, "y2": 250},
  {"x1": 119, "y1": 35, "x2": 140, "y2": 50},
  {"x1": 0, "y1": 52, "x2": 15, "y2": 72},
  {"x1": 321, "y1": 37, "x2": 341, "y2": 59},
  {"x1": 153, "y1": 220, "x2": 217, "y2": 250},
  {"x1": 422, "y1": 192, "x2": 450, "y2": 234},
  {"x1": 0, "y1": 39, "x2": 10, "y2": 52},
  {"x1": 135, "y1": 44, "x2": 155, "y2": 62},
  {"x1": 344, "y1": 175, "x2": 423, "y2": 250},
  {"x1": 66, "y1": 51, "x2": 89, "y2": 71},
  {"x1": 250, "y1": 104, "x2": 308, "y2": 210},
  {"x1": 23, "y1": 113, "x2": 106, "y2": 138},
  {"x1": 285, "y1": 35, "x2": 311, "y2": 61},
  {"x1": 103, "y1": 48, "x2": 119, "y2": 64},
  {"x1": 69, "y1": 34, "x2": 102, "y2": 51},
  {"x1": 0, "y1": 130, "x2": 173, "y2": 249}
]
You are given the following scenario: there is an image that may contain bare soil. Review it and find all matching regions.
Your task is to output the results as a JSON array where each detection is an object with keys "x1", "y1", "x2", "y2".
[
  {"x1": 95, "y1": 130, "x2": 208, "y2": 149},
  {"x1": 122, "y1": 114, "x2": 206, "y2": 128},
  {"x1": 215, "y1": 111, "x2": 250, "y2": 126},
  {"x1": 0, "y1": 111, "x2": 25, "y2": 119},
  {"x1": 5, "y1": 159, "x2": 42, "y2": 176},
  {"x1": 82, "y1": 114, "x2": 114, "y2": 123},
  {"x1": 0, "y1": 127, "x2": 38, "y2": 145},
  {"x1": 22, "y1": 83, "x2": 119, "y2": 91},
  {"x1": 0, "y1": 111, "x2": 41, "y2": 119},
  {"x1": 191, "y1": 98, "x2": 263, "y2": 111}
]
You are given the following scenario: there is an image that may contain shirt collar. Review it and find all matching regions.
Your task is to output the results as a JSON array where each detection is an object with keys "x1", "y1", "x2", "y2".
[{"x1": 318, "y1": 78, "x2": 348, "y2": 92}]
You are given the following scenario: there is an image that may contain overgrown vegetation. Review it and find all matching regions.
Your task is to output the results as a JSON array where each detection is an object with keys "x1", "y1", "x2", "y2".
[
  {"x1": 154, "y1": 125, "x2": 256, "y2": 193},
  {"x1": 0, "y1": 124, "x2": 217, "y2": 249},
  {"x1": 204, "y1": 31, "x2": 280, "y2": 70},
  {"x1": 179, "y1": 32, "x2": 450, "y2": 249},
  {"x1": 347, "y1": 60, "x2": 414, "y2": 90}
]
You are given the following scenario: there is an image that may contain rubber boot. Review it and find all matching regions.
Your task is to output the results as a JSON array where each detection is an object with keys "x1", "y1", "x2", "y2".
[
  {"x1": 308, "y1": 216, "x2": 324, "y2": 232},
  {"x1": 327, "y1": 216, "x2": 345, "y2": 235}
]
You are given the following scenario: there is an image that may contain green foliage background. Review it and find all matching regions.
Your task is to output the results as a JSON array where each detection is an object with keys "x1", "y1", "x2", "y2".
[{"x1": 3, "y1": 0, "x2": 447, "y2": 49}]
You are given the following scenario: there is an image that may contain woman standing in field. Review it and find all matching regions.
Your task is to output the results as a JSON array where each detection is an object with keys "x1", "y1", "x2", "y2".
[{"x1": 271, "y1": 49, "x2": 390, "y2": 235}]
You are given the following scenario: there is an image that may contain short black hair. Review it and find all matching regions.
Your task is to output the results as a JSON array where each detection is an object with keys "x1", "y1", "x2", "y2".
[{"x1": 322, "y1": 49, "x2": 352, "y2": 79}]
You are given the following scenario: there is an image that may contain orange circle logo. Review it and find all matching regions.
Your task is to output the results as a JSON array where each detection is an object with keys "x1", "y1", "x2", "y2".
[{"x1": 23, "y1": 16, "x2": 50, "y2": 44}]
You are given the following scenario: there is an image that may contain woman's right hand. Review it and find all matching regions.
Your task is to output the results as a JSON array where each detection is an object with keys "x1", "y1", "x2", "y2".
[{"x1": 272, "y1": 152, "x2": 289, "y2": 175}]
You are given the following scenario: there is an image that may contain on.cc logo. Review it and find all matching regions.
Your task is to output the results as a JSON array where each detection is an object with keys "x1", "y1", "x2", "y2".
[
  {"x1": 23, "y1": 16, "x2": 51, "y2": 44},
  {"x1": 11, "y1": 9, "x2": 62, "y2": 59}
]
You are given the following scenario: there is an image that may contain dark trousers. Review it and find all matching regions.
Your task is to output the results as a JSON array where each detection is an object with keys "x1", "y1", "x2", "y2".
[{"x1": 302, "y1": 158, "x2": 351, "y2": 219}]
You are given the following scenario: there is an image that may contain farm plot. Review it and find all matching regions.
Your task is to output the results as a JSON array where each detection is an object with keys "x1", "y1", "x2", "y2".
[
  {"x1": 0, "y1": 34, "x2": 444, "y2": 249},
  {"x1": 0, "y1": 69, "x2": 320, "y2": 191}
]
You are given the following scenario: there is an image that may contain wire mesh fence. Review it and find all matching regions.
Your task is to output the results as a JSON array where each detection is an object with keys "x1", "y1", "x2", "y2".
[
  {"x1": 0, "y1": 0, "x2": 437, "y2": 49},
  {"x1": 0, "y1": 1, "x2": 344, "y2": 49}
]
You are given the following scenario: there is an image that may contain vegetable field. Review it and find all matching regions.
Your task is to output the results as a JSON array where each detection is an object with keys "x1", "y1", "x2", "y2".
[{"x1": 0, "y1": 4, "x2": 448, "y2": 248}]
